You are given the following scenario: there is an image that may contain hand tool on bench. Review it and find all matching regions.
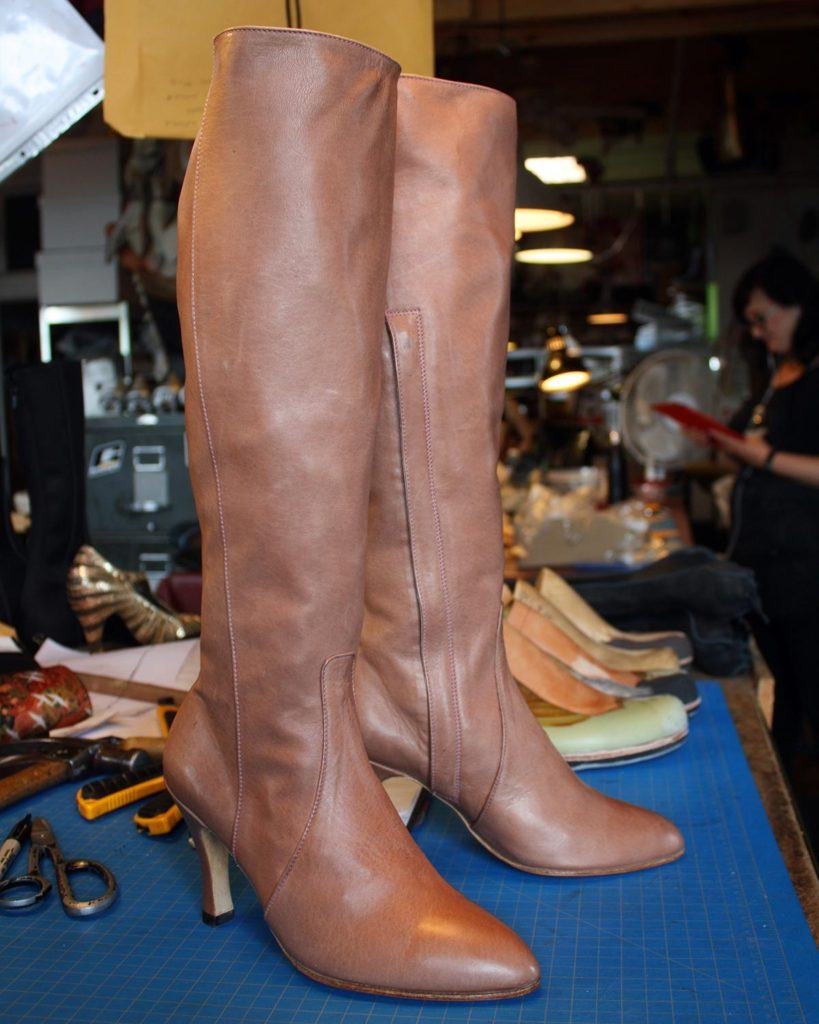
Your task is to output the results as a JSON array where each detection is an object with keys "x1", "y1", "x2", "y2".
[
  {"x1": 0, "y1": 816, "x2": 117, "y2": 916},
  {"x1": 76, "y1": 703, "x2": 182, "y2": 835},
  {"x1": 0, "y1": 814, "x2": 31, "y2": 881},
  {"x1": 0, "y1": 735, "x2": 164, "y2": 810},
  {"x1": 134, "y1": 702, "x2": 181, "y2": 834}
]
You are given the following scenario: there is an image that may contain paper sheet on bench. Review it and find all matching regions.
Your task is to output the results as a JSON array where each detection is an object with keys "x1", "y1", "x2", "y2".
[
  {"x1": 35, "y1": 637, "x2": 200, "y2": 688},
  {"x1": 35, "y1": 637, "x2": 200, "y2": 738}
]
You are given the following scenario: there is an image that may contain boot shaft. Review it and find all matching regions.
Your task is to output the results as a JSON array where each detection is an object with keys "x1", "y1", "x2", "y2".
[
  {"x1": 359, "y1": 77, "x2": 517, "y2": 807},
  {"x1": 171, "y1": 26, "x2": 400, "y2": 879}
]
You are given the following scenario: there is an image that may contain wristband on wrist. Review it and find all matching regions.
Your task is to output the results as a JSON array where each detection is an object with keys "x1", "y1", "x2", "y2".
[{"x1": 763, "y1": 447, "x2": 777, "y2": 471}]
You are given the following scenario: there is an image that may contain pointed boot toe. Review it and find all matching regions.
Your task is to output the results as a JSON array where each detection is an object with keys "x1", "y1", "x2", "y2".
[
  {"x1": 410, "y1": 900, "x2": 540, "y2": 1000},
  {"x1": 275, "y1": 898, "x2": 540, "y2": 1001},
  {"x1": 360, "y1": 900, "x2": 541, "y2": 1001},
  {"x1": 255, "y1": 714, "x2": 541, "y2": 1001},
  {"x1": 639, "y1": 807, "x2": 685, "y2": 865},
  {"x1": 450, "y1": 921, "x2": 540, "y2": 1000},
  {"x1": 589, "y1": 799, "x2": 685, "y2": 873},
  {"x1": 462, "y1": 675, "x2": 687, "y2": 877}
]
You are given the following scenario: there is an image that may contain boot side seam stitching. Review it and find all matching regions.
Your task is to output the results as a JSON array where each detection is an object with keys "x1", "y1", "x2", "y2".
[
  {"x1": 413, "y1": 310, "x2": 463, "y2": 802},
  {"x1": 385, "y1": 313, "x2": 437, "y2": 789},
  {"x1": 190, "y1": 90, "x2": 244, "y2": 858},
  {"x1": 388, "y1": 307, "x2": 463, "y2": 801},
  {"x1": 473, "y1": 607, "x2": 507, "y2": 827},
  {"x1": 263, "y1": 653, "x2": 339, "y2": 915}
]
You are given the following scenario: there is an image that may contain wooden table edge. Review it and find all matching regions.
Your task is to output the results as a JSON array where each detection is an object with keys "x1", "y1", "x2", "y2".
[{"x1": 720, "y1": 677, "x2": 819, "y2": 946}]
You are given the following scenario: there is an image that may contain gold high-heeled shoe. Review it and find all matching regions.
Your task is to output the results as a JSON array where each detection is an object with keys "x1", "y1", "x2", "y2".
[{"x1": 67, "y1": 545, "x2": 201, "y2": 649}]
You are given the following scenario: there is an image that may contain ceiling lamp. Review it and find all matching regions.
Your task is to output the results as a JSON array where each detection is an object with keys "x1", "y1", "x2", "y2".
[
  {"x1": 515, "y1": 208, "x2": 574, "y2": 239},
  {"x1": 517, "y1": 247, "x2": 593, "y2": 265},
  {"x1": 515, "y1": 230, "x2": 593, "y2": 265},
  {"x1": 515, "y1": 163, "x2": 574, "y2": 240},
  {"x1": 524, "y1": 155, "x2": 587, "y2": 185},
  {"x1": 587, "y1": 312, "x2": 628, "y2": 325},
  {"x1": 539, "y1": 332, "x2": 591, "y2": 393}
]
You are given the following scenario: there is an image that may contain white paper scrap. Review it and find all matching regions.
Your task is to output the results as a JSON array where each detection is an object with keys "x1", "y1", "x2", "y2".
[
  {"x1": 35, "y1": 637, "x2": 200, "y2": 690},
  {"x1": 50, "y1": 692, "x2": 160, "y2": 739}
]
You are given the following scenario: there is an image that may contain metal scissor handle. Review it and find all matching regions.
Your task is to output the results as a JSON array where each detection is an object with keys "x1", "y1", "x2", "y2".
[
  {"x1": 0, "y1": 817, "x2": 52, "y2": 910},
  {"x1": 0, "y1": 872, "x2": 50, "y2": 910},
  {"x1": 0, "y1": 818, "x2": 116, "y2": 917},
  {"x1": 54, "y1": 857, "x2": 117, "y2": 918}
]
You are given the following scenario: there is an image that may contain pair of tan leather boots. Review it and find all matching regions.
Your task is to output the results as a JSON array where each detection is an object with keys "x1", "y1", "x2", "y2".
[{"x1": 163, "y1": 27, "x2": 684, "y2": 1002}]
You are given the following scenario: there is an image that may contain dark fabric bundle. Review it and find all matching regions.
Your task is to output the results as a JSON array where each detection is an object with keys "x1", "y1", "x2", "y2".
[{"x1": 572, "y1": 548, "x2": 760, "y2": 676}]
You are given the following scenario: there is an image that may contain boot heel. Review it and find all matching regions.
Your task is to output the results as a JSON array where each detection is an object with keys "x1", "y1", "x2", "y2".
[{"x1": 184, "y1": 813, "x2": 234, "y2": 926}]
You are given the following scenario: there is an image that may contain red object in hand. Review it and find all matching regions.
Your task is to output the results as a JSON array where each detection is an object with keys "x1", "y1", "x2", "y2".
[
  {"x1": 0, "y1": 666, "x2": 92, "y2": 741},
  {"x1": 652, "y1": 402, "x2": 743, "y2": 440}
]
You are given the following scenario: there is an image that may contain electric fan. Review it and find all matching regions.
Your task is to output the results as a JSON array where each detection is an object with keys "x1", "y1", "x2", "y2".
[{"x1": 620, "y1": 348, "x2": 718, "y2": 480}]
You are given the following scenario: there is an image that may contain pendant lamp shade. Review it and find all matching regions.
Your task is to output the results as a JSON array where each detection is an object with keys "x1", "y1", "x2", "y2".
[
  {"x1": 587, "y1": 311, "x2": 629, "y2": 325},
  {"x1": 539, "y1": 334, "x2": 591, "y2": 393},
  {"x1": 525, "y1": 155, "x2": 587, "y2": 185},
  {"x1": 515, "y1": 229, "x2": 593, "y2": 265},
  {"x1": 514, "y1": 164, "x2": 574, "y2": 240}
]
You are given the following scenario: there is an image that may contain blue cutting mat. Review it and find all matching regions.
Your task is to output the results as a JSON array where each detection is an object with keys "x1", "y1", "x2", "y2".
[{"x1": 0, "y1": 681, "x2": 816, "y2": 1024}]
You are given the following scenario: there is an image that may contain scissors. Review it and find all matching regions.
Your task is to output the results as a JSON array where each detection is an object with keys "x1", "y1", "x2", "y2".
[{"x1": 0, "y1": 816, "x2": 117, "y2": 917}]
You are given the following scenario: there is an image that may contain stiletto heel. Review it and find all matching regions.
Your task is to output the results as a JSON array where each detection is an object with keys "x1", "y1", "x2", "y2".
[{"x1": 183, "y1": 812, "x2": 234, "y2": 926}]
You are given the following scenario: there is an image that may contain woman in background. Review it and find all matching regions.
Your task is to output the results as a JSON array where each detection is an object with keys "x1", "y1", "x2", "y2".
[{"x1": 714, "y1": 249, "x2": 819, "y2": 767}]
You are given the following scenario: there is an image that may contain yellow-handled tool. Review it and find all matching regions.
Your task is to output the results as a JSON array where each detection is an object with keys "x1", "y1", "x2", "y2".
[
  {"x1": 133, "y1": 791, "x2": 183, "y2": 835},
  {"x1": 77, "y1": 765, "x2": 166, "y2": 820},
  {"x1": 131, "y1": 701, "x2": 182, "y2": 835}
]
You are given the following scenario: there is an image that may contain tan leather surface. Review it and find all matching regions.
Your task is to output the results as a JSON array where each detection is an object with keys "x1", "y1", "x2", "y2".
[
  {"x1": 535, "y1": 567, "x2": 688, "y2": 646},
  {"x1": 536, "y1": 567, "x2": 617, "y2": 644},
  {"x1": 515, "y1": 580, "x2": 680, "y2": 673},
  {"x1": 358, "y1": 77, "x2": 516, "y2": 822},
  {"x1": 356, "y1": 73, "x2": 684, "y2": 875},
  {"x1": 164, "y1": 29, "x2": 537, "y2": 998},
  {"x1": 506, "y1": 600, "x2": 639, "y2": 688},
  {"x1": 503, "y1": 617, "x2": 619, "y2": 714}
]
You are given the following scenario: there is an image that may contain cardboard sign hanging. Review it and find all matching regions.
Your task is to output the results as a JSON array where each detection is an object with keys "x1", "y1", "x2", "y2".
[{"x1": 103, "y1": 0, "x2": 434, "y2": 139}]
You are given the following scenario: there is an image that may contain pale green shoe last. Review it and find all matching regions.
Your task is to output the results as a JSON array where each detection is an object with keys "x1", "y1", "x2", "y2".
[{"x1": 522, "y1": 688, "x2": 689, "y2": 770}]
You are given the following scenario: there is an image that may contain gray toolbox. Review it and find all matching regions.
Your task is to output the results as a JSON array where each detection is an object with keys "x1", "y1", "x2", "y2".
[{"x1": 85, "y1": 414, "x2": 197, "y2": 589}]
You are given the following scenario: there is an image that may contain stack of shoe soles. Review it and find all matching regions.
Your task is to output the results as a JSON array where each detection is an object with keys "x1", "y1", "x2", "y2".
[
  {"x1": 163, "y1": 27, "x2": 685, "y2": 1001},
  {"x1": 505, "y1": 571, "x2": 699, "y2": 769}
]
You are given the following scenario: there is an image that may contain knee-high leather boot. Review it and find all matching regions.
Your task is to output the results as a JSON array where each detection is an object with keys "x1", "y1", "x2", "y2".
[
  {"x1": 163, "y1": 29, "x2": 538, "y2": 1000},
  {"x1": 356, "y1": 75, "x2": 684, "y2": 876}
]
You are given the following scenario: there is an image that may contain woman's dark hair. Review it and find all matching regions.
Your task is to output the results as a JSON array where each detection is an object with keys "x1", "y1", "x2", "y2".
[{"x1": 732, "y1": 247, "x2": 819, "y2": 366}]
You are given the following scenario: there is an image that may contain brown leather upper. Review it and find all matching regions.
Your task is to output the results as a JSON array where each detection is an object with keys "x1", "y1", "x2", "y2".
[
  {"x1": 356, "y1": 74, "x2": 684, "y2": 875},
  {"x1": 163, "y1": 29, "x2": 537, "y2": 997}
]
